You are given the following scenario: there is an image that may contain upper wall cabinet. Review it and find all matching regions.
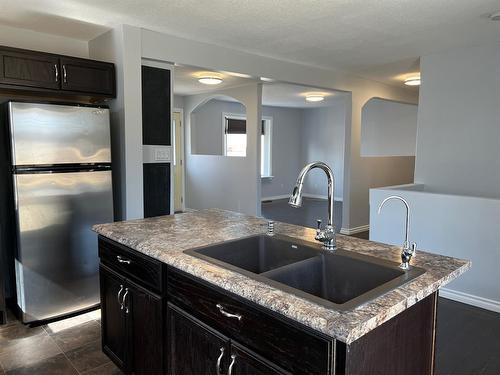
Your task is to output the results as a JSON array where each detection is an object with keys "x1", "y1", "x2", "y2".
[
  {"x1": 0, "y1": 46, "x2": 116, "y2": 100},
  {"x1": 60, "y1": 57, "x2": 115, "y2": 96},
  {"x1": 0, "y1": 49, "x2": 60, "y2": 90}
]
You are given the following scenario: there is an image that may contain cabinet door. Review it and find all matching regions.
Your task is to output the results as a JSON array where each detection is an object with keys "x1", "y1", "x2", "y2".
[
  {"x1": 167, "y1": 303, "x2": 229, "y2": 375},
  {"x1": 60, "y1": 57, "x2": 115, "y2": 95},
  {"x1": 228, "y1": 342, "x2": 291, "y2": 375},
  {"x1": 0, "y1": 49, "x2": 59, "y2": 89},
  {"x1": 126, "y1": 279, "x2": 163, "y2": 375},
  {"x1": 100, "y1": 265, "x2": 127, "y2": 370}
]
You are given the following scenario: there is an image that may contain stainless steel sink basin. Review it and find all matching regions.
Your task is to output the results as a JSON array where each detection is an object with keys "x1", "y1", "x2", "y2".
[{"x1": 185, "y1": 234, "x2": 424, "y2": 311}]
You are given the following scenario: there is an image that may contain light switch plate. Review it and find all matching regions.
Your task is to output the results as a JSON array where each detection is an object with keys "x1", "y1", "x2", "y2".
[{"x1": 143, "y1": 145, "x2": 172, "y2": 163}]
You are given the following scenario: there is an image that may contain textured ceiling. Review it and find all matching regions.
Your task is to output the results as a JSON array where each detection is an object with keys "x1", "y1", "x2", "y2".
[
  {"x1": 174, "y1": 65, "x2": 343, "y2": 108},
  {"x1": 1, "y1": 0, "x2": 499, "y2": 85}
]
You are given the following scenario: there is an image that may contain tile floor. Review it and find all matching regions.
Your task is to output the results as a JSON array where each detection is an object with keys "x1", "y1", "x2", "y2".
[{"x1": 0, "y1": 309, "x2": 122, "y2": 375}]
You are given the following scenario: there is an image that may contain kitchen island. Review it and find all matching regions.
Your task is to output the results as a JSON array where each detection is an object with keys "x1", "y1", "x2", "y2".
[{"x1": 93, "y1": 208, "x2": 470, "y2": 375}]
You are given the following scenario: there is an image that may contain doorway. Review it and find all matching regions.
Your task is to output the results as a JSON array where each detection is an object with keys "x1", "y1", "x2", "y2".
[{"x1": 173, "y1": 109, "x2": 185, "y2": 212}]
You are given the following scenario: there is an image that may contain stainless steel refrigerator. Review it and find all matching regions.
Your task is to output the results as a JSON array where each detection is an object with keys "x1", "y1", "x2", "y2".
[{"x1": 7, "y1": 102, "x2": 114, "y2": 323}]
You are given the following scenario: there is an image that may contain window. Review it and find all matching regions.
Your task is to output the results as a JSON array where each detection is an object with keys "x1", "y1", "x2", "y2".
[{"x1": 223, "y1": 114, "x2": 273, "y2": 177}]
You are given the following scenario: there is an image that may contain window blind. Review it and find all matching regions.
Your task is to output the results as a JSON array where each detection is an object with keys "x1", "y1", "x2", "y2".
[{"x1": 225, "y1": 118, "x2": 266, "y2": 135}]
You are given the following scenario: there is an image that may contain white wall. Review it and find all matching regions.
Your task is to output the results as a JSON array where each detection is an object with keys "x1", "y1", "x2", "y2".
[
  {"x1": 141, "y1": 28, "x2": 418, "y2": 229},
  {"x1": 301, "y1": 98, "x2": 346, "y2": 201},
  {"x1": 415, "y1": 43, "x2": 500, "y2": 199},
  {"x1": 370, "y1": 184, "x2": 500, "y2": 313},
  {"x1": 0, "y1": 23, "x2": 88, "y2": 57},
  {"x1": 185, "y1": 84, "x2": 262, "y2": 216},
  {"x1": 260, "y1": 106, "x2": 303, "y2": 199},
  {"x1": 89, "y1": 25, "x2": 143, "y2": 220},
  {"x1": 173, "y1": 95, "x2": 185, "y2": 110},
  {"x1": 191, "y1": 99, "x2": 246, "y2": 155},
  {"x1": 361, "y1": 98, "x2": 418, "y2": 157}
]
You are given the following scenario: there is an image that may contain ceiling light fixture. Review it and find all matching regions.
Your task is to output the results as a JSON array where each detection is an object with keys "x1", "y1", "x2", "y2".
[
  {"x1": 404, "y1": 76, "x2": 421, "y2": 86},
  {"x1": 489, "y1": 11, "x2": 500, "y2": 21},
  {"x1": 305, "y1": 94, "x2": 325, "y2": 102},
  {"x1": 198, "y1": 76, "x2": 223, "y2": 85}
]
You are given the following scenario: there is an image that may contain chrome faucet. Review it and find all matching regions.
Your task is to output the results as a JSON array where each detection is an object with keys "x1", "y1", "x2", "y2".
[
  {"x1": 377, "y1": 195, "x2": 417, "y2": 270},
  {"x1": 289, "y1": 161, "x2": 336, "y2": 250}
]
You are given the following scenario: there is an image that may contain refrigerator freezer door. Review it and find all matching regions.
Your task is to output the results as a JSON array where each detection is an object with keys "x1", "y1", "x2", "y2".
[
  {"x1": 9, "y1": 102, "x2": 111, "y2": 166},
  {"x1": 13, "y1": 170, "x2": 113, "y2": 322}
]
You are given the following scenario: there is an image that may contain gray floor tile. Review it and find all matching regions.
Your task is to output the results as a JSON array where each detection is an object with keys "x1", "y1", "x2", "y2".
[
  {"x1": 81, "y1": 361, "x2": 123, "y2": 375},
  {"x1": 5, "y1": 353, "x2": 77, "y2": 375},
  {"x1": 65, "y1": 339, "x2": 109, "y2": 373},
  {"x1": 48, "y1": 320, "x2": 101, "y2": 352},
  {"x1": 0, "y1": 325, "x2": 45, "y2": 348},
  {"x1": 0, "y1": 334, "x2": 62, "y2": 372}
]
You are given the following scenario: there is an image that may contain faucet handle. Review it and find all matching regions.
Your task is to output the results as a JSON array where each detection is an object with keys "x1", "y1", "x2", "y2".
[
  {"x1": 316, "y1": 219, "x2": 323, "y2": 234},
  {"x1": 410, "y1": 242, "x2": 417, "y2": 255}
]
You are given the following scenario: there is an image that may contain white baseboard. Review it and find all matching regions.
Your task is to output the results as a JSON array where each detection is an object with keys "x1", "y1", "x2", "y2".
[
  {"x1": 340, "y1": 225, "x2": 370, "y2": 235},
  {"x1": 303, "y1": 193, "x2": 343, "y2": 202},
  {"x1": 261, "y1": 194, "x2": 343, "y2": 202},
  {"x1": 261, "y1": 194, "x2": 290, "y2": 201},
  {"x1": 439, "y1": 288, "x2": 500, "y2": 314}
]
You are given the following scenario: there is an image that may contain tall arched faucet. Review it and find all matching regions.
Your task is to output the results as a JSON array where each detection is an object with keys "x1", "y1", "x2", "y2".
[
  {"x1": 289, "y1": 162, "x2": 336, "y2": 250},
  {"x1": 377, "y1": 195, "x2": 417, "y2": 270}
]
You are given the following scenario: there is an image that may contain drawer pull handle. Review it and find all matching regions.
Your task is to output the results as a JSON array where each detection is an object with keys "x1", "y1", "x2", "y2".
[
  {"x1": 216, "y1": 304, "x2": 242, "y2": 321},
  {"x1": 121, "y1": 288, "x2": 130, "y2": 314},
  {"x1": 215, "y1": 347, "x2": 224, "y2": 375},
  {"x1": 116, "y1": 255, "x2": 131, "y2": 264},
  {"x1": 117, "y1": 284, "x2": 124, "y2": 308},
  {"x1": 62, "y1": 64, "x2": 68, "y2": 83},
  {"x1": 228, "y1": 354, "x2": 236, "y2": 375}
]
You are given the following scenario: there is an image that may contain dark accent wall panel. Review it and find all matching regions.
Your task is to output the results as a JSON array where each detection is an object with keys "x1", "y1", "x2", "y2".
[
  {"x1": 143, "y1": 163, "x2": 170, "y2": 218},
  {"x1": 141, "y1": 66, "x2": 171, "y2": 146}
]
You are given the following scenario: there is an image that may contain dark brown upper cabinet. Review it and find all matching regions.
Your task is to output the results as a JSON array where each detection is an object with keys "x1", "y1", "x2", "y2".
[
  {"x1": 0, "y1": 49, "x2": 60, "y2": 90},
  {"x1": 0, "y1": 46, "x2": 115, "y2": 100},
  {"x1": 60, "y1": 57, "x2": 115, "y2": 96}
]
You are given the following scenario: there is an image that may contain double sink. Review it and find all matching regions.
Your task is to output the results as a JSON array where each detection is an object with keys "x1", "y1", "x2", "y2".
[{"x1": 185, "y1": 234, "x2": 424, "y2": 311}]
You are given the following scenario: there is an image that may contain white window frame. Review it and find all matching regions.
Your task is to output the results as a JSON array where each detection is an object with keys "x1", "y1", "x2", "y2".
[
  {"x1": 261, "y1": 116, "x2": 273, "y2": 178},
  {"x1": 221, "y1": 113, "x2": 273, "y2": 177},
  {"x1": 222, "y1": 112, "x2": 247, "y2": 157}
]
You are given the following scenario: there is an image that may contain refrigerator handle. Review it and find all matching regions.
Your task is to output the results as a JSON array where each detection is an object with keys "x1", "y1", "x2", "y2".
[{"x1": 54, "y1": 64, "x2": 59, "y2": 82}]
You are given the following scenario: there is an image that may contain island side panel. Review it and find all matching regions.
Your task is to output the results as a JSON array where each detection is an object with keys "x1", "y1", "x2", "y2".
[{"x1": 343, "y1": 292, "x2": 437, "y2": 375}]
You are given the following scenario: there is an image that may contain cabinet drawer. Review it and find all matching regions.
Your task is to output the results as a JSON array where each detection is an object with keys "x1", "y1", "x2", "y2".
[
  {"x1": 99, "y1": 237, "x2": 163, "y2": 293},
  {"x1": 167, "y1": 268, "x2": 333, "y2": 375}
]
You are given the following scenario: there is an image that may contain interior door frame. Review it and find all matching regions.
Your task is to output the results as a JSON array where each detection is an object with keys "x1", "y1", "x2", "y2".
[{"x1": 173, "y1": 108, "x2": 186, "y2": 212}]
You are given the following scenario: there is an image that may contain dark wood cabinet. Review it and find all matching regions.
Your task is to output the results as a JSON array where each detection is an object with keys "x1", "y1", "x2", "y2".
[
  {"x1": 100, "y1": 265, "x2": 127, "y2": 369},
  {"x1": 167, "y1": 303, "x2": 229, "y2": 375},
  {"x1": 0, "y1": 46, "x2": 115, "y2": 99},
  {"x1": 99, "y1": 262, "x2": 164, "y2": 375},
  {"x1": 0, "y1": 49, "x2": 60, "y2": 89},
  {"x1": 127, "y1": 280, "x2": 163, "y2": 375},
  {"x1": 167, "y1": 303, "x2": 289, "y2": 375},
  {"x1": 228, "y1": 342, "x2": 290, "y2": 375},
  {"x1": 60, "y1": 57, "x2": 115, "y2": 96}
]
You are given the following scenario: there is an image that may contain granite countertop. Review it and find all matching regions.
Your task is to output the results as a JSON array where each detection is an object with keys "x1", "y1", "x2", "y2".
[{"x1": 93, "y1": 208, "x2": 470, "y2": 344}]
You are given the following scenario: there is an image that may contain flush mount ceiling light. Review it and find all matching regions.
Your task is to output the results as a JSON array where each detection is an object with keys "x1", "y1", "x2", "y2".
[
  {"x1": 305, "y1": 93, "x2": 325, "y2": 102},
  {"x1": 198, "y1": 75, "x2": 223, "y2": 85},
  {"x1": 489, "y1": 11, "x2": 500, "y2": 21},
  {"x1": 404, "y1": 76, "x2": 421, "y2": 86}
]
